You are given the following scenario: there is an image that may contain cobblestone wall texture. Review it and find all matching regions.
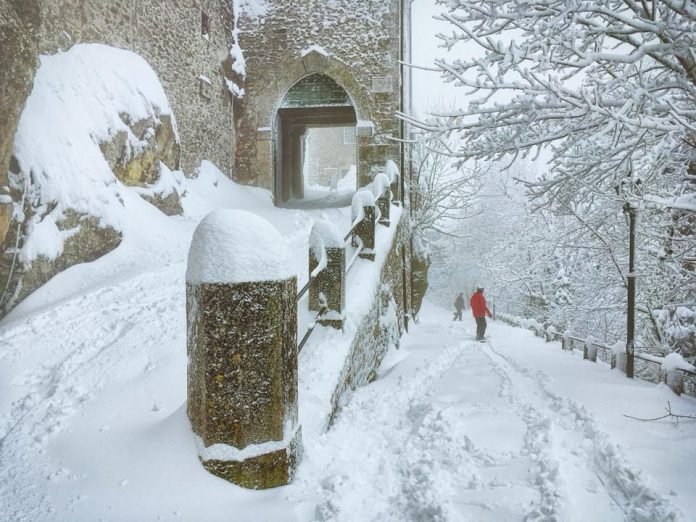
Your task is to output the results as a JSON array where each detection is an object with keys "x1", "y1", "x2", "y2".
[
  {"x1": 1, "y1": 0, "x2": 236, "y2": 177},
  {"x1": 235, "y1": 0, "x2": 405, "y2": 192}
]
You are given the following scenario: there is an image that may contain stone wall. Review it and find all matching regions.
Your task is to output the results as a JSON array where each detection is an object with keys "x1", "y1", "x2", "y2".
[
  {"x1": 0, "y1": 0, "x2": 236, "y2": 178},
  {"x1": 0, "y1": 0, "x2": 41, "y2": 246},
  {"x1": 235, "y1": 0, "x2": 407, "y2": 194},
  {"x1": 0, "y1": 0, "x2": 237, "y2": 315},
  {"x1": 37, "y1": 0, "x2": 236, "y2": 175},
  {"x1": 329, "y1": 211, "x2": 412, "y2": 419}
]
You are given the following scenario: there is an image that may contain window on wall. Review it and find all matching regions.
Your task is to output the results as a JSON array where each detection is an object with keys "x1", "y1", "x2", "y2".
[{"x1": 201, "y1": 11, "x2": 211, "y2": 39}]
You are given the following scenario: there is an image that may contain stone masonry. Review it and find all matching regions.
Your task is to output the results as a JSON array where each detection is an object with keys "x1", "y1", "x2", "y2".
[
  {"x1": 30, "y1": 0, "x2": 236, "y2": 175},
  {"x1": 0, "y1": 0, "x2": 238, "y2": 316},
  {"x1": 234, "y1": 0, "x2": 410, "y2": 195}
]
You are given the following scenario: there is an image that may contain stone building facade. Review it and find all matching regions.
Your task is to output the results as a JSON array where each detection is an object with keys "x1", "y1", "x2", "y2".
[
  {"x1": 234, "y1": 0, "x2": 411, "y2": 203},
  {"x1": 0, "y1": 0, "x2": 414, "y2": 316},
  {"x1": 2, "y1": 0, "x2": 236, "y2": 184},
  {"x1": 32, "y1": 0, "x2": 236, "y2": 175}
]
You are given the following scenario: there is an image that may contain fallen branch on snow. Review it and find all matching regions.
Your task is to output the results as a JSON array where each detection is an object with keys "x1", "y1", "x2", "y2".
[{"x1": 623, "y1": 402, "x2": 696, "y2": 424}]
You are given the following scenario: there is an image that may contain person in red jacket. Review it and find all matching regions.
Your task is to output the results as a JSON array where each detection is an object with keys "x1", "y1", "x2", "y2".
[{"x1": 470, "y1": 286, "x2": 493, "y2": 341}]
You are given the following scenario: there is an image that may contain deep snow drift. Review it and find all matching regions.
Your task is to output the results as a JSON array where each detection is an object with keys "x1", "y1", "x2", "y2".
[{"x1": 2, "y1": 253, "x2": 695, "y2": 521}]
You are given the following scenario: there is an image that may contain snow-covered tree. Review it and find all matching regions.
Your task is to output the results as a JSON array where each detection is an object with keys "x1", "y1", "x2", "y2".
[
  {"x1": 409, "y1": 136, "x2": 484, "y2": 317},
  {"x1": 411, "y1": 0, "x2": 696, "y2": 357}
]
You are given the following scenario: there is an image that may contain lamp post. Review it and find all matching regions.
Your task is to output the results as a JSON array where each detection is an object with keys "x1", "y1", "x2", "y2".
[{"x1": 623, "y1": 201, "x2": 636, "y2": 379}]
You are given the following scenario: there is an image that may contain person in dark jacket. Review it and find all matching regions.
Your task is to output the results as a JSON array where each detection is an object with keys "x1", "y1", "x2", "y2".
[
  {"x1": 453, "y1": 292, "x2": 465, "y2": 321},
  {"x1": 470, "y1": 286, "x2": 493, "y2": 340}
]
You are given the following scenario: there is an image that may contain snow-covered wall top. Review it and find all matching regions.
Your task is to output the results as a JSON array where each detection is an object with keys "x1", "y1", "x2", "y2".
[{"x1": 186, "y1": 209, "x2": 292, "y2": 284}]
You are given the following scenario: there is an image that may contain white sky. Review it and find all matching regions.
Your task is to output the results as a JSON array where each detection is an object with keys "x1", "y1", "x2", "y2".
[{"x1": 410, "y1": 0, "x2": 468, "y2": 118}]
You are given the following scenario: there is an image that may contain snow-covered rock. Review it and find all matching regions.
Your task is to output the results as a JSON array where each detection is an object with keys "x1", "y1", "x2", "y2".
[{"x1": 2, "y1": 43, "x2": 185, "y2": 317}]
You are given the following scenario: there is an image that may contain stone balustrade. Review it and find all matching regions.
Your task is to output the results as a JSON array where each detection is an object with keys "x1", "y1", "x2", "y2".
[{"x1": 186, "y1": 162, "x2": 401, "y2": 488}]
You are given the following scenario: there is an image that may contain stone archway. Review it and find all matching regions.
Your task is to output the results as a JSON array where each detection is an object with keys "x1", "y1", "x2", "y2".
[{"x1": 274, "y1": 73, "x2": 358, "y2": 205}]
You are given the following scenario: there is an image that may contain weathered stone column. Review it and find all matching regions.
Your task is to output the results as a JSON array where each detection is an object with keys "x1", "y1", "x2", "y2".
[
  {"x1": 372, "y1": 172, "x2": 392, "y2": 226},
  {"x1": 385, "y1": 159, "x2": 400, "y2": 203},
  {"x1": 351, "y1": 189, "x2": 376, "y2": 261},
  {"x1": 611, "y1": 341, "x2": 627, "y2": 372},
  {"x1": 561, "y1": 331, "x2": 572, "y2": 351},
  {"x1": 186, "y1": 209, "x2": 301, "y2": 489},
  {"x1": 309, "y1": 221, "x2": 345, "y2": 329},
  {"x1": 661, "y1": 353, "x2": 690, "y2": 395}
]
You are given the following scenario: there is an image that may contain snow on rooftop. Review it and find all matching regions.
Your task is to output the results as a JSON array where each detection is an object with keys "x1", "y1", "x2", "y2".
[{"x1": 186, "y1": 209, "x2": 292, "y2": 284}]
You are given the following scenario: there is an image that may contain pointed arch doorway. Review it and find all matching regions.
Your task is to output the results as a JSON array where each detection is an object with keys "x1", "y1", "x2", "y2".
[{"x1": 274, "y1": 73, "x2": 357, "y2": 206}]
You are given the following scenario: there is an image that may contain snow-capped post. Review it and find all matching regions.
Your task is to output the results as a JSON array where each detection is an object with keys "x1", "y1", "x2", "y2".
[
  {"x1": 385, "y1": 159, "x2": 400, "y2": 203},
  {"x1": 583, "y1": 336, "x2": 598, "y2": 362},
  {"x1": 351, "y1": 189, "x2": 376, "y2": 261},
  {"x1": 309, "y1": 221, "x2": 345, "y2": 329},
  {"x1": 561, "y1": 330, "x2": 573, "y2": 350},
  {"x1": 545, "y1": 325, "x2": 556, "y2": 343},
  {"x1": 185, "y1": 209, "x2": 301, "y2": 489},
  {"x1": 611, "y1": 341, "x2": 627, "y2": 373},
  {"x1": 661, "y1": 354, "x2": 692, "y2": 396},
  {"x1": 372, "y1": 171, "x2": 392, "y2": 226}
]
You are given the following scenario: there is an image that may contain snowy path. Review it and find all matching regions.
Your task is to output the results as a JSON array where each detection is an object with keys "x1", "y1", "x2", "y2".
[
  {"x1": 0, "y1": 265, "x2": 188, "y2": 520},
  {"x1": 1, "y1": 284, "x2": 695, "y2": 520},
  {"x1": 289, "y1": 303, "x2": 692, "y2": 521}
]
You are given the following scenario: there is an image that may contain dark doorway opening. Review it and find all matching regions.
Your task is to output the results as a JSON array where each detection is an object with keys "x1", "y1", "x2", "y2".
[{"x1": 275, "y1": 74, "x2": 357, "y2": 207}]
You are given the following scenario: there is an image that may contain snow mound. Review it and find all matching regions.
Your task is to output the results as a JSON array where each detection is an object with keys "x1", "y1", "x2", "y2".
[
  {"x1": 309, "y1": 220, "x2": 343, "y2": 251},
  {"x1": 371, "y1": 172, "x2": 391, "y2": 198},
  {"x1": 186, "y1": 209, "x2": 292, "y2": 284},
  {"x1": 351, "y1": 189, "x2": 376, "y2": 223},
  {"x1": 12, "y1": 43, "x2": 179, "y2": 265},
  {"x1": 661, "y1": 352, "x2": 695, "y2": 373},
  {"x1": 385, "y1": 159, "x2": 400, "y2": 183}
]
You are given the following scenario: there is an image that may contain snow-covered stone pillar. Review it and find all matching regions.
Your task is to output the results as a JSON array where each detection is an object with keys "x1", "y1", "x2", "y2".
[
  {"x1": 611, "y1": 341, "x2": 627, "y2": 372},
  {"x1": 385, "y1": 159, "x2": 400, "y2": 203},
  {"x1": 352, "y1": 189, "x2": 376, "y2": 261},
  {"x1": 186, "y1": 209, "x2": 301, "y2": 489},
  {"x1": 309, "y1": 221, "x2": 345, "y2": 329},
  {"x1": 661, "y1": 353, "x2": 691, "y2": 396},
  {"x1": 372, "y1": 172, "x2": 392, "y2": 226},
  {"x1": 583, "y1": 337, "x2": 598, "y2": 362},
  {"x1": 562, "y1": 330, "x2": 572, "y2": 351}
]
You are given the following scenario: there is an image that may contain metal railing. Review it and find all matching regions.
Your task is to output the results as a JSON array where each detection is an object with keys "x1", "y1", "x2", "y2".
[
  {"x1": 496, "y1": 312, "x2": 696, "y2": 397},
  {"x1": 298, "y1": 305, "x2": 328, "y2": 353},
  {"x1": 296, "y1": 168, "x2": 397, "y2": 353}
]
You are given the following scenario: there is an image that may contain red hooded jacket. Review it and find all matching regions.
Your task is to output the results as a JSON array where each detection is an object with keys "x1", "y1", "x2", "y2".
[{"x1": 470, "y1": 291, "x2": 492, "y2": 318}]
